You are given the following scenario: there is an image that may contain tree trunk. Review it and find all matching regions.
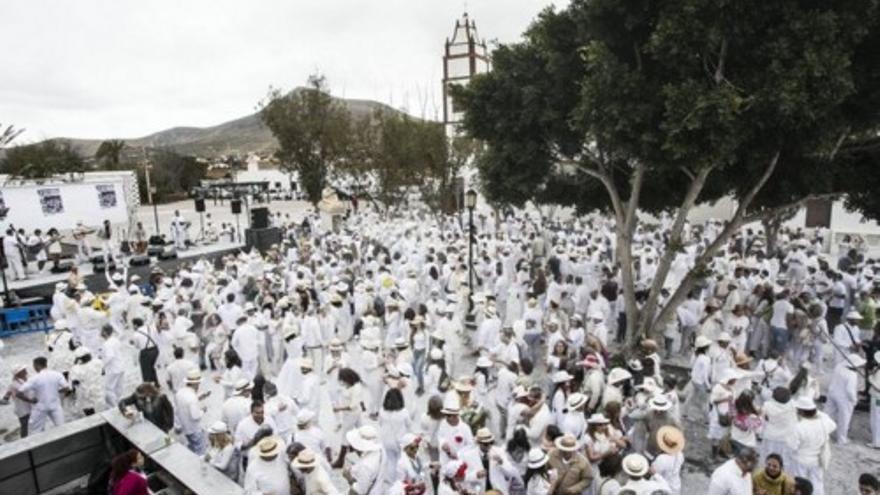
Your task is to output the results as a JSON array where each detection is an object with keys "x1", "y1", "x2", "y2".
[{"x1": 763, "y1": 217, "x2": 780, "y2": 257}]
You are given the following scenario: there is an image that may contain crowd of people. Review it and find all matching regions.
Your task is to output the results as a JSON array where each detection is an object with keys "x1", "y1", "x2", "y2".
[{"x1": 2, "y1": 204, "x2": 880, "y2": 495}]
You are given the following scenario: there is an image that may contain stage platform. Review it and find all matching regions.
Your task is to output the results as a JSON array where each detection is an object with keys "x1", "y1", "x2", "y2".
[{"x1": 4, "y1": 241, "x2": 245, "y2": 302}]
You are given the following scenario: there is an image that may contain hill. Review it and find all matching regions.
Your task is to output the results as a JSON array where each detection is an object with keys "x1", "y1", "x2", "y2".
[{"x1": 35, "y1": 89, "x2": 405, "y2": 158}]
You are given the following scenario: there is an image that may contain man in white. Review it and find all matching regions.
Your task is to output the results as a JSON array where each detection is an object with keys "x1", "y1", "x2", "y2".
[
  {"x1": 235, "y1": 401, "x2": 277, "y2": 468},
  {"x1": 99, "y1": 325, "x2": 125, "y2": 407},
  {"x1": 343, "y1": 425, "x2": 385, "y2": 495},
  {"x1": 170, "y1": 210, "x2": 188, "y2": 250},
  {"x1": 291, "y1": 449, "x2": 338, "y2": 495},
  {"x1": 244, "y1": 436, "x2": 290, "y2": 495},
  {"x1": 620, "y1": 452, "x2": 672, "y2": 494},
  {"x1": 231, "y1": 314, "x2": 260, "y2": 379},
  {"x1": 3, "y1": 227, "x2": 26, "y2": 280},
  {"x1": 707, "y1": 447, "x2": 759, "y2": 495},
  {"x1": 459, "y1": 428, "x2": 519, "y2": 493},
  {"x1": 17, "y1": 357, "x2": 70, "y2": 433},
  {"x1": 787, "y1": 396, "x2": 837, "y2": 495},
  {"x1": 221, "y1": 379, "x2": 253, "y2": 433},
  {"x1": 175, "y1": 369, "x2": 208, "y2": 455},
  {"x1": 824, "y1": 353, "x2": 866, "y2": 445},
  {"x1": 831, "y1": 311, "x2": 863, "y2": 368},
  {"x1": 165, "y1": 346, "x2": 197, "y2": 393}
]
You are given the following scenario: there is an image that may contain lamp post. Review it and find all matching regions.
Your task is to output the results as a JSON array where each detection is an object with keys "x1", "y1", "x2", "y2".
[{"x1": 465, "y1": 189, "x2": 477, "y2": 311}]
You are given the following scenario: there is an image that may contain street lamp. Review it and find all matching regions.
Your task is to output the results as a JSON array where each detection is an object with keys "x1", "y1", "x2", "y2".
[{"x1": 465, "y1": 189, "x2": 477, "y2": 311}]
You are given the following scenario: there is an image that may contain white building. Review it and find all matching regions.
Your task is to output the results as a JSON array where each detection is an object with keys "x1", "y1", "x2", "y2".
[
  {"x1": 235, "y1": 154, "x2": 299, "y2": 195},
  {"x1": 442, "y1": 12, "x2": 490, "y2": 139}
]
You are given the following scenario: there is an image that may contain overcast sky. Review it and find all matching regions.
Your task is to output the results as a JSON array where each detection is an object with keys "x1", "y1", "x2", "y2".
[{"x1": 1, "y1": 0, "x2": 568, "y2": 143}]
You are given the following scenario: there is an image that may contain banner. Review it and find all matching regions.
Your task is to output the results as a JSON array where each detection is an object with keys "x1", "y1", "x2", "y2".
[
  {"x1": 38, "y1": 188, "x2": 64, "y2": 215},
  {"x1": 96, "y1": 184, "x2": 117, "y2": 208}
]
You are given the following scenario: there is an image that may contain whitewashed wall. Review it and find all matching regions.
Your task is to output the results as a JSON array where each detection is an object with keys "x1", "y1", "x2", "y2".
[{"x1": 0, "y1": 176, "x2": 130, "y2": 232}]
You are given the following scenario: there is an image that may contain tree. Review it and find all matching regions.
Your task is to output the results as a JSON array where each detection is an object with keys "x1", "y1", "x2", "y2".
[
  {"x1": 1, "y1": 123, "x2": 23, "y2": 149},
  {"x1": 148, "y1": 148, "x2": 205, "y2": 199},
  {"x1": 0, "y1": 139, "x2": 86, "y2": 179},
  {"x1": 94, "y1": 139, "x2": 127, "y2": 170},
  {"x1": 259, "y1": 74, "x2": 351, "y2": 206},
  {"x1": 455, "y1": 0, "x2": 880, "y2": 347}
]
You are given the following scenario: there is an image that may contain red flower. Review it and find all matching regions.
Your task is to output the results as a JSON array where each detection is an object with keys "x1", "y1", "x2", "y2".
[{"x1": 454, "y1": 435, "x2": 463, "y2": 443}]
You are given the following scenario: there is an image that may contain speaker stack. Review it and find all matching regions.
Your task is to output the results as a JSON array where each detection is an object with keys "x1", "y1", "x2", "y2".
[
  {"x1": 231, "y1": 199, "x2": 242, "y2": 215},
  {"x1": 245, "y1": 207, "x2": 279, "y2": 252},
  {"x1": 194, "y1": 197, "x2": 206, "y2": 213}
]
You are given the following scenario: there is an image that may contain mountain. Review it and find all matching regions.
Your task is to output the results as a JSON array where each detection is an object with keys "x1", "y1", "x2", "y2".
[{"x1": 44, "y1": 89, "x2": 405, "y2": 158}]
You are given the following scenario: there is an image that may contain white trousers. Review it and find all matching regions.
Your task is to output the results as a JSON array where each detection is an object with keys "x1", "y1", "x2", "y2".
[
  {"x1": 241, "y1": 358, "x2": 258, "y2": 380},
  {"x1": 825, "y1": 396, "x2": 855, "y2": 444},
  {"x1": 6, "y1": 253, "x2": 25, "y2": 280},
  {"x1": 791, "y1": 462, "x2": 825, "y2": 495},
  {"x1": 29, "y1": 406, "x2": 65, "y2": 433},
  {"x1": 105, "y1": 372, "x2": 125, "y2": 407},
  {"x1": 871, "y1": 396, "x2": 880, "y2": 446}
]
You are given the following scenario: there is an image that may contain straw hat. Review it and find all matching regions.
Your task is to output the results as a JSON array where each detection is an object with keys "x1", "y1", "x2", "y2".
[
  {"x1": 734, "y1": 352, "x2": 752, "y2": 367},
  {"x1": 527, "y1": 448, "x2": 549, "y2": 469},
  {"x1": 476, "y1": 356, "x2": 493, "y2": 368},
  {"x1": 441, "y1": 394, "x2": 461, "y2": 415},
  {"x1": 73, "y1": 347, "x2": 90, "y2": 359},
  {"x1": 846, "y1": 310, "x2": 863, "y2": 320},
  {"x1": 185, "y1": 369, "x2": 202, "y2": 384},
  {"x1": 453, "y1": 379, "x2": 474, "y2": 392},
  {"x1": 717, "y1": 332, "x2": 732, "y2": 342},
  {"x1": 328, "y1": 338, "x2": 344, "y2": 351},
  {"x1": 554, "y1": 434, "x2": 578, "y2": 452},
  {"x1": 794, "y1": 396, "x2": 817, "y2": 411},
  {"x1": 298, "y1": 357, "x2": 314, "y2": 370},
  {"x1": 475, "y1": 428, "x2": 495, "y2": 444},
  {"x1": 622, "y1": 453, "x2": 650, "y2": 477},
  {"x1": 297, "y1": 409, "x2": 316, "y2": 425},
  {"x1": 291, "y1": 449, "x2": 318, "y2": 469},
  {"x1": 234, "y1": 379, "x2": 253, "y2": 393},
  {"x1": 694, "y1": 335, "x2": 712, "y2": 349},
  {"x1": 607, "y1": 367, "x2": 632, "y2": 385},
  {"x1": 256, "y1": 437, "x2": 282, "y2": 459},
  {"x1": 346, "y1": 425, "x2": 382, "y2": 452},
  {"x1": 656, "y1": 426, "x2": 685, "y2": 455}
]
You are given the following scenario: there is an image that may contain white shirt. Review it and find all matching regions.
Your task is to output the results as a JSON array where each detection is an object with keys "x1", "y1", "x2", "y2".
[
  {"x1": 244, "y1": 455, "x2": 290, "y2": 495},
  {"x1": 221, "y1": 395, "x2": 252, "y2": 432},
  {"x1": 19, "y1": 369, "x2": 68, "y2": 411},
  {"x1": 174, "y1": 386, "x2": 204, "y2": 435},
  {"x1": 350, "y1": 450, "x2": 384, "y2": 495},
  {"x1": 707, "y1": 458, "x2": 753, "y2": 495},
  {"x1": 786, "y1": 413, "x2": 836, "y2": 467},
  {"x1": 232, "y1": 323, "x2": 260, "y2": 361},
  {"x1": 769, "y1": 300, "x2": 793, "y2": 329},
  {"x1": 235, "y1": 415, "x2": 277, "y2": 451}
]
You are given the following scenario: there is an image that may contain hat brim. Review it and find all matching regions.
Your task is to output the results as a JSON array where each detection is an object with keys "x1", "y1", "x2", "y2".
[{"x1": 346, "y1": 430, "x2": 381, "y2": 452}]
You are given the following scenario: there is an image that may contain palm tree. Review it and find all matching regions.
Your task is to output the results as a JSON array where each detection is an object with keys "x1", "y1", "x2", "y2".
[
  {"x1": 95, "y1": 139, "x2": 127, "y2": 169},
  {"x1": 0, "y1": 123, "x2": 23, "y2": 148}
]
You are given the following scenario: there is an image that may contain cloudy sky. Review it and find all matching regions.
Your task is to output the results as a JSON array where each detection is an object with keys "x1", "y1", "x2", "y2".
[{"x1": 1, "y1": 0, "x2": 568, "y2": 142}]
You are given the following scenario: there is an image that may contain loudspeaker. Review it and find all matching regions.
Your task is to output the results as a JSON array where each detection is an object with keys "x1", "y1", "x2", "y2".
[
  {"x1": 251, "y1": 207, "x2": 270, "y2": 229},
  {"x1": 129, "y1": 255, "x2": 150, "y2": 266},
  {"x1": 231, "y1": 199, "x2": 242, "y2": 215},
  {"x1": 158, "y1": 246, "x2": 178, "y2": 260},
  {"x1": 194, "y1": 197, "x2": 206, "y2": 213},
  {"x1": 245, "y1": 227, "x2": 282, "y2": 253},
  {"x1": 147, "y1": 245, "x2": 164, "y2": 257},
  {"x1": 91, "y1": 255, "x2": 116, "y2": 272},
  {"x1": 50, "y1": 260, "x2": 74, "y2": 273}
]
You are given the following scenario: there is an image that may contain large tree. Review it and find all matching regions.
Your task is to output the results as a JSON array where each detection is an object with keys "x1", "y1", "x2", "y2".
[
  {"x1": 455, "y1": 0, "x2": 880, "y2": 346},
  {"x1": 1, "y1": 139, "x2": 86, "y2": 179},
  {"x1": 260, "y1": 74, "x2": 351, "y2": 206},
  {"x1": 94, "y1": 139, "x2": 127, "y2": 170}
]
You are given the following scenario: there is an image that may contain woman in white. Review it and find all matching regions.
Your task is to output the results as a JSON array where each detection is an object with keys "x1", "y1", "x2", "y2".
[
  {"x1": 360, "y1": 339, "x2": 384, "y2": 418},
  {"x1": 379, "y1": 388, "x2": 412, "y2": 484},
  {"x1": 69, "y1": 347, "x2": 105, "y2": 416},
  {"x1": 651, "y1": 426, "x2": 685, "y2": 495},
  {"x1": 708, "y1": 369, "x2": 737, "y2": 460},
  {"x1": 395, "y1": 433, "x2": 432, "y2": 495},
  {"x1": 524, "y1": 448, "x2": 555, "y2": 495},
  {"x1": 760, "y1": 387, "x2": 797, "y2": 467},
  {"x1": 424, "y1": 348, "x2": 446, "y2": 398},
  {"x1": 560, "y1": 393, "x2": 588, "y2": 443},
  {"x1": 203, "y1": 421, "x2": 240, "y2": 482}
]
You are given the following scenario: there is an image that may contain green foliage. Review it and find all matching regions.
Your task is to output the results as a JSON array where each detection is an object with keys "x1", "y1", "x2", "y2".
[
  {"x1": 1, "y1": 124, "x2": 23, "y2": 149},
  {"x1": 260, "y1": 74, "x2": 351, "y2": 205},
  {"x1": 94, "y1": 140, "x2": 127, "y2": 170},
  {"x1": 455, "y1": 0, "x2": 880, "y2": 214},
  {"x1": 0, "y1": 139, "x2": 86, "y2": 179},
  {"x1": 147, "y1": 148, "x2": 206, "y2": 199}
]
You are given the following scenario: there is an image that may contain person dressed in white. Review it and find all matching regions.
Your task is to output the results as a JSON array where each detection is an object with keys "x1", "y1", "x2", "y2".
[
  {"x1": 459, "y1": 427, "x2": 521, "y2": 494},
  {"x1": 221, "y1": 379, "x2": 253, "y2": 433},
  {"x1": 652, "y1": 426, "x2": 685, "y2": 495},
  {"x1": 395, "y1": 434, "x2": 431, "y2": 495},
  {"x1": 99, "y1": 325, "x2": 126, "y2": 407},
  {"x1": 760, "y1": 387, "x2": 797, "y2": 467},
  {"x1": 244, "y1": 436, "x2": 290, "y2": 495},
  {"x1": 170, "y1": 210, "x2": 189, "y2": 250},
  {"x1": 343, "y1": 425, "x2": 386, "y2": 495},
  {"x1": 3, "y1": 227, "x2": 27, "y2": 280},
  {"x1": 175, "y1": 369, "x2": 208, "y2": 455},
  {"x1": 824, "y1": 353, "x2": 865, "y2": 445},
  {"x1": 231, "y1": 313, "x2": 260, "y2": 379},
  {"x1": 436, "y1": 395, "x2": 475, "y2": 466},
  {"x1": 707, "y1": 447, "x2": 759, "y2": 495},
  {"x1": 831, "y1": 311, "x2": 863, "y2": 368},
  {"x1": 291, "y1": 449, "x2": 339, "y2": 495},
  {"x1": 69, "y1": 347, "x2": 105, "y2": 415},
  {"x1": 17, "y1": 357, "x2": 70, "y2": 433},
  {"x1": 786, "y1": 396, "x2": 837, "y2": 495},
  {"x1": 869, "y1": 350, "x2": 880, "y2": 449}
]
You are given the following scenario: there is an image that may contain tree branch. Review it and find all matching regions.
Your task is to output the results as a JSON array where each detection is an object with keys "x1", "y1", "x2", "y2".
[
  {"x1": 679, "y1": 166, "x2": 696, "y2": 181},
  {"x1": 714, "y1": 38, "x2": 728, "y2": 85}
]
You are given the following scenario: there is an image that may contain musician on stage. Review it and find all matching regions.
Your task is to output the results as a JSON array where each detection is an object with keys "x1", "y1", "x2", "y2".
[
  {"x1": 72, "y1": 221, "x2": 95, "y2": 264},
  {"x1": 3, "y1": 227, "x2": 27, "y2": 280},
  {"x1": 170, "y1": 210, "x2": 190, "y2": 250},
  {"x1": 96, "y1": 219, "x2": 117, "y2": 263}
]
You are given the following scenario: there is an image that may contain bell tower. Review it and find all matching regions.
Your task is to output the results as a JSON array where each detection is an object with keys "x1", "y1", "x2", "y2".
[{"x1": 442, "y1": 12, "x2": 490, "y2": 138}]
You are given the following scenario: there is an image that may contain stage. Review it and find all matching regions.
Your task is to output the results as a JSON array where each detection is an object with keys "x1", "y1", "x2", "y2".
[{"x1": 5, "y1": 241, "x2": 245, "y2": 302}]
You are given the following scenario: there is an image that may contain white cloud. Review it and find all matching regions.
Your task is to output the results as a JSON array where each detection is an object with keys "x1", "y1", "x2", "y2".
[{"x1": 0, "y1": 0, "x2": 569, "y2": 142}]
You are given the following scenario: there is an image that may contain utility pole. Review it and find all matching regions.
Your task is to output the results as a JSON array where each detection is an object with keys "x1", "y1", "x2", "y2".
[{"x1": 142, "y1": 147, "x2": 159, "y2": 234}]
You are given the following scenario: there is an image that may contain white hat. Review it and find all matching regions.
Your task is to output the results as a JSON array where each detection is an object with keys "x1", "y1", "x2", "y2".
[
  {"x1": 291, "y1": 449, "x2": 318, "y2": 469},
  {"x1": 567, "y1": 393, "x2": 588, "y2": 410},
  {"x1": 431, "y1": 330, "x2": 447, "y2": 341},
  {"x1": 627, "y1": 359, "x2": 644, "y2": 371},
  {"x1": 441, "y1": 394, "x2": 461, "y2": 415},
  {"x1": 283, "y1": 325, "x2": 298, "y2": 339},
  {"x1": 552, "y1": 370, "x2": 573, "y2": 383},
  {"x1": 513, "y1": 386, "x2": 529, "y2": 399},
  {"x1": 846, "y1": 310, "x2": 863, "y2": 320},
  {"x1": 53, "y1": 319, "x2": 69, "y2": 330},
  {"x1": 553, "y1": 434, "x2": 578, "y2": 452},
  {"x1": 399, "y1": 433, "x2": 421, "y2": 449},
  {"x1": 587, "y1": 413, "x2": 610, "y2": 425},
  {"x1": 328, "y1": 338, "x2": 344, "y2": 351},
  {"x1": 848, "y1": 353, "x2": 867, "y2": 367},
  {"x1": 208, "y1": 421, "x2": 228, "y2": 434},
  {"x1": 793, "y1": 396, "x2": 817, "y2": 410},
  {"x1": 234, "y1": 379, "x2": 252, "y2": 393},
  {"x1": 397, "y1": 363, "x2": 414, "y2": 377},
  {"x1": 648, "y1": 395, "x2": 673, "y2": 412},
  {"x1": 476, "y1": 356, "x2": 493, "y2": 368},
  {"x1": 717, "y1": 332, "x2": 732, "y2": 342},
  {"x1": 73, "y1": 347, "x2": 90, "y2": 359},
  {"x1": 874, "y1": 351, "x2": 880, "y2": 365},
  {"x1": 185, "y1": 369, "x2": 202, "y2": 384},
  {"x1": 256, "y1": 437, "x2": 282, "y2": 458},
  {"x1": 244, "y1": 302, "x2": 256, "y2": 312},
  {"x1": 361, "y1": 339, "x2": 380, "y2": 350},
  {"x1": 475, "y1": 427, "x2": 495, "y2": 444},
  {"x1": 527, "y1": 448, "x2": 549, "y2": 469},
  {"x1": 453, "y1": 379, "x2": 474, "y2": 392},
  {"x1": 296, "y1": 409, "x2": 315, "y2": 425},
  {"x1": 13, "y1": 364, "x2": 27, "y2": 375},
  {"x1": 346, "y1": 425, "x2": 382, "y2": 452},
  {"x1": 607, "y1": 367, "x2": 632, "y2": 385},
  {"x1": 717, "y1": 368, "x2": 739, "y2": 383},
  {"x1": 430, "y1": 348, "x2": 444, "y2": 360},
  {"x1": 622, "y1": 453, "x2": 650, "y2": 477},
  {"x1": 694, "y1": 335, "x2": 712, "y2": 348},
  {"x1": 298, "y1": 357, "x2": 314, "y2": 369}
]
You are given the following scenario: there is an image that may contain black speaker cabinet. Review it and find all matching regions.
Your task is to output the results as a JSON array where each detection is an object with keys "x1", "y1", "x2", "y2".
[
  {"x1": 245, "y1": 227, "x2": 282, "y2": 253},
  {"x1": 194, "y1": 197, "x2": 206, "y2": 212},
  {"x1": 231, "y1": 199, "x2": 242, "y2": 215},
  {"x1": 250, "y1": 207, "x2": 270, "y2": 229}
]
